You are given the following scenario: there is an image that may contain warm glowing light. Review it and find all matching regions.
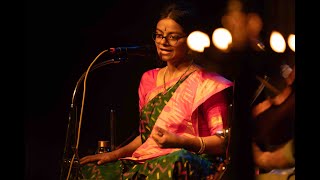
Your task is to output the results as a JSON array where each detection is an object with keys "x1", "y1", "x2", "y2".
[
  {"x1": 246, "y1": 13, "x2": 263, "y2": 38},
  {"x1": 287, "y1": 34, "x2": 295, "y2": 52},
  {"x1": 270, "y1": 31, "x2": 286, "y2": 53},
  {"x1": 212, "y1": 28, "x2": 232, "y2": 51},
  {"x1": 187, "y1": 31, "x2": 210, "y2": 52}
]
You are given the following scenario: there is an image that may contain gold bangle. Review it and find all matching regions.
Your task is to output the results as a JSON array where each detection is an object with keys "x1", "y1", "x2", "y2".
[{"x1": 197, "y1": 137, "x2": 205, "y2": 154}]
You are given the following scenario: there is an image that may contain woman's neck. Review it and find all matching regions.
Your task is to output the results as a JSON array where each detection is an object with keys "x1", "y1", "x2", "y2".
[
  {"x1": 162, "y1": 60, "x2": 194, "y2": 93},
  {"x1": 166, "y1": 60, "x2": 193, "y2": 78}
]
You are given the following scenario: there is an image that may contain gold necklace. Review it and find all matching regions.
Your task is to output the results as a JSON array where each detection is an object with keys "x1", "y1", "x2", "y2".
[{"x1": 163, "y1": 61, "x2": 193, "y2": 93}]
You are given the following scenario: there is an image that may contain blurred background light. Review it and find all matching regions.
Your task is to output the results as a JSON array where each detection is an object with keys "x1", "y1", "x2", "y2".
[
  {"x1": 270, "y1": 31, "x2": 286, "y2": 53},
  {"x1": 287, "y1": 34, "x2": 295, "y2": 52},
  {"x1": 212, "y1": 28, "x2": 232, "y2": 51},
  {"x1": 187, "y1": 31, "x2": 211, "y2": 52}
]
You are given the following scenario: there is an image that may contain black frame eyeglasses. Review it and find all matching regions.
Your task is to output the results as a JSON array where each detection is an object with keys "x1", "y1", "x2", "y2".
[{"x1": 152, "y1": 33, "x2": 187, "y2": 46}]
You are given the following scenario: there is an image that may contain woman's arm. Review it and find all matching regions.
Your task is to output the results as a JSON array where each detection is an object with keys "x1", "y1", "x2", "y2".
[
  {"x1": 197, "y1": 89, "x2": 229, "y2": 155},
  {"x1": 152, "y1": 90, "x2": 229, "y2": 155},
  {"x1": 80, "y1": 135, "x2": 142, "y2": 165},
  {"x1": 152, "y1": 126, "x2": 225, "y2": 155}
]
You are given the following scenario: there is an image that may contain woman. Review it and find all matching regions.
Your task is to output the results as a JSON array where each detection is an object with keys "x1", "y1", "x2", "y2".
[{"x1": 79, "y1": 1, "x2": 233, "y2": 179}]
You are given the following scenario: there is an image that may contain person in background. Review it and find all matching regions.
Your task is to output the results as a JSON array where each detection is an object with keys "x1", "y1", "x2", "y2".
[
  {"x1": 78, "y1": 1, "x2": 233, "y2": 179},
  {"x1": 251, "y1": 64, "x2": 295, "y2": 180}
]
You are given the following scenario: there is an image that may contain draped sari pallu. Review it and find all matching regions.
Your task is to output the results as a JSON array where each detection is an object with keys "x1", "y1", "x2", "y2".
[{"x1": 80, "y1": 69, "x2": 233, "y2": 179}]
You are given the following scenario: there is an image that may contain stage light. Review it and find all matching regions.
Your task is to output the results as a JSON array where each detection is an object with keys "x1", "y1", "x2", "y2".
[
  {"x1": 212, "y1": 28, "x2": 232, "y2": 51},
  {"x1": 269, "y1": 31, "x2": 286, "y2": 53},
  {"x1": 187, "y1": 31, "x2": 210, "y2": 52}
]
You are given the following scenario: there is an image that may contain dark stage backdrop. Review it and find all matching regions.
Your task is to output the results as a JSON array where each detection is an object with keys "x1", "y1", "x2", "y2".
[{"x1": 25, "y1": 0, "x2": 294, "y2": 179}]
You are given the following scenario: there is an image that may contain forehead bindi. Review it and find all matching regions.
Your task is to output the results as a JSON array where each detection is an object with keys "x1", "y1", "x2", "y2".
[{"x1": 156, "y1": 18, "x2": 184, "y2": 34}]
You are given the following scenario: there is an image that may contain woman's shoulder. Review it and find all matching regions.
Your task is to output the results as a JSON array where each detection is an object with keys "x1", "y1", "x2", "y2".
[
  {"x1": 194, "y1": 68, "x2": 233, "y2": 87},
  {"x1": 141, "y1": 68, "x2": 161, "y2": 81}
]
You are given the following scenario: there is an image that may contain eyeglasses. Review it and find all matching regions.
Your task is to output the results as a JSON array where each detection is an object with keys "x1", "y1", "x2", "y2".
[{"x1": 152, "y1": 33, "x2": 187, "y2": 46}]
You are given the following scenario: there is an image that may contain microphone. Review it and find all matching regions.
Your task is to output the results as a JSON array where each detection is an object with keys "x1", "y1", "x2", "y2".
[{"x1": 109, "y1": 45, "x2": 155, "y2": 56}]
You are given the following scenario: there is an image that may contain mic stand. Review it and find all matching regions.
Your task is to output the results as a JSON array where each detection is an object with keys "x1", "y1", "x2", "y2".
[
  {"x1": 110, "y1": 108, "x2": 116, "y2": 151},
  {"x1": 59, "y1": 103, "x2": 79, "y2": 180},
  {"x1": 60, "y1": 56, "x2": 127, "y2": 180}
]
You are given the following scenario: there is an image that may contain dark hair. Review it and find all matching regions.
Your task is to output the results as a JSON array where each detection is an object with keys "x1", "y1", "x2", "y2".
[
  {"x1": 157, "y1": 1, "x2": 200, "y2": 35},
  {"x1": 153, "y1": 1, "x2": 203, "y2": 68}
]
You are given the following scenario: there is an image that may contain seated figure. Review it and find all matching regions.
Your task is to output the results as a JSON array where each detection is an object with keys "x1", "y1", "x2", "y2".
[
  {"x1": 77, "y1": 1, "x2": 234, "y2": 179},
  {"x1": 251, "y1": 64, "x2": 295, "y2": 180}
]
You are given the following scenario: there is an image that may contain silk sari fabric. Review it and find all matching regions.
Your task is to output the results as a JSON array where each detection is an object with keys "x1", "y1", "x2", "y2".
[{"x1": 80, "y1": 68, "x2": 233, "y2": 179}]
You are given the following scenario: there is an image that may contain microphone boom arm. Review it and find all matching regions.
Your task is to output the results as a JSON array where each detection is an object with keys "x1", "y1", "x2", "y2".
[
  {"x1": 71, "y1": 58, "x2": 125, "y2": 106},
  {"x1": 61, "y1": 51, "x2": 126, "y2": 180}
]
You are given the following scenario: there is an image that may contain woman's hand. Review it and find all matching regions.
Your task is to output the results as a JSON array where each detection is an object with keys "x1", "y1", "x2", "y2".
[
  {"x1": 80, "y1": 151, "x2": 118, "y2": 165},
  {"x1": 80, "y1": 135, "x2": 142, "y2": 165},
  {"x1": 152, "y1": 126, "x2": 182, "y2": 148}
]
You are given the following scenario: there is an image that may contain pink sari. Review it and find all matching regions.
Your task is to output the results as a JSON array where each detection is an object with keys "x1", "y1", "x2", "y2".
[{"x1": 123, "y1": 67, "x2": 233, "y2": 162}]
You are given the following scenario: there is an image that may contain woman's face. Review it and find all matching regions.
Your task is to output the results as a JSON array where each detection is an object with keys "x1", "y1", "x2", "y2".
[{"x1": 154, "y1": 18, "x2": 189, "y2": 64}]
